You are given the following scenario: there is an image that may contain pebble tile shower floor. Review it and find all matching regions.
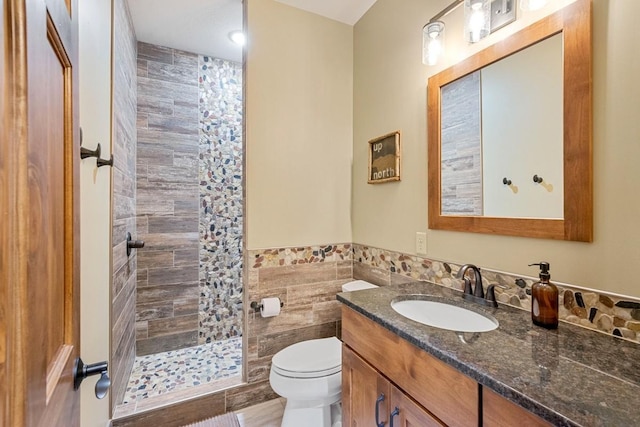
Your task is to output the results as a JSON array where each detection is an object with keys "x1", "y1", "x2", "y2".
[{"x1": 123, "y1": 337, "x2": 242, "y2": 404}]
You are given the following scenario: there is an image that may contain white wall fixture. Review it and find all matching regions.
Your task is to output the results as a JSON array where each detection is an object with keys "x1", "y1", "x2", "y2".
[{"x1": 520, "y1": 0, "x2": 548, "y2": 11}]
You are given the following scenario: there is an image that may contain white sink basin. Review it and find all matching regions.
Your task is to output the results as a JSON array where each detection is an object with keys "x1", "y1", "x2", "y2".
[{"x1": 391, "y1": 297, "x2": 498, "y2": 333}]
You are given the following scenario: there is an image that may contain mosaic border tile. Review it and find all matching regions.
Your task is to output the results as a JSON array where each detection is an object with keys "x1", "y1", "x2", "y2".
[
  {"x1": 353, "y1": 243, "x2": 640, "y2": 344},
  {"x1": 198, "y1": 56, "x2": 244, "y2": 344},
  {"x1": 249, "y1": 243, "x2": 353, "y2": 269}
]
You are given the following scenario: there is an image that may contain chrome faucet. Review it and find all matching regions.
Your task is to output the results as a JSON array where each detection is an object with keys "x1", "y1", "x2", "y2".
[{"x1": 456, "y1": 264, "x2": 498, "y2": 308}]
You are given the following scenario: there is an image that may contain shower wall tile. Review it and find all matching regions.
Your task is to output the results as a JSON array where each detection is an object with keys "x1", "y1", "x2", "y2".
[
  {"x1": 137, "y1": 284, "x2": 199, "y2": 306},
  {"x1": 148, "y1": 115, "x2": 199, "y2": 136},
  {"x1": 136, "y1": 331, "x2": 199, "y2": 356},
  {"x1": 148, "y1": 217, "x2": 198, "y2": 233},
  {"x1": 137, "y1": 129, "x2": 199, "y2": 149},
  {"x1": 137, "y1": 42, "x2": 173, "y2": 64},
  {"x1": 137, "y1": 95, "x2": 174, "y2": 116},
  {"x1": 136, "y1": 58, "x2": 148, "y2": 78},
  {"x1": 174, "y1": 298, "x2": 199, "y2": 316},
  {"x1": 147, "y1": 61, "x2": 198, "y2": 85},
  {"x1": 138, "y1": 77, "x2": 198, "y2": 104},
  {"x1": 174, "y1": 249, "x2": 199, "y2": 267},
  {"x1": 136, "y1": 250, "x2": 173, "y2": 270},
  {"x1": 137, "y1": 232, "x2": 198, "y2": 252},
  {"x1": 146, "y1": 266, "x2": 199, "y2": 286},
  {"x1": 136, "y1": 40, "x2": 201, "y2": 357},
  {"x1": 135, "y1": 302, "x2": 174, "y2": 322},
  {"x1": 147, "y1": 314, "x2": 199, "y2": 338},
  {"x1": 111, "y1": 0, "x2": 137, "y2": 409}
]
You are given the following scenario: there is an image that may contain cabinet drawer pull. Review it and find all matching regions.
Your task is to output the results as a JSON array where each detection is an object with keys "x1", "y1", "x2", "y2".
[
  {"x1": 375, "y1": 393, "x2": 386, "y2": 427},
  {"x1": 389, "y1": 407, "x2": 400, "y2": 427}
]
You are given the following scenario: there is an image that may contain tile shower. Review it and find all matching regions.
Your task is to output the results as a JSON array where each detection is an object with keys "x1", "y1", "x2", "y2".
[{"x1": 123, "y1": 41, "x2": 244, "y2": 407}]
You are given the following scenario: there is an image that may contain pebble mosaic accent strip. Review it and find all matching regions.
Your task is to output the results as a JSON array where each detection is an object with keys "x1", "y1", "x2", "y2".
[
  {"x1": 198, "y1": 56, "x2": 244, "y2": 344},
  {"x1": 353, "y1": 243, "x2": 640, "y2": 344},
  {"x1": 122, "y1": 337, "x2": 242, "y2": 404},
  {"x1": 250, "y1": 243, "x2": 353, "y2": 269}
]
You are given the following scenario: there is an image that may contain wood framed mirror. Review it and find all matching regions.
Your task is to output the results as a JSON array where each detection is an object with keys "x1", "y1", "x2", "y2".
[{"x1": 427, "y1": 0, "x2": 592, "y2": 242}]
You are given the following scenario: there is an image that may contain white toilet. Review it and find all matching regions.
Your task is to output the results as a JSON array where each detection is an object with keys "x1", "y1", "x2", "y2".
[{"x1": 269, "y1": 280, "x2": 377, "y2": 427}]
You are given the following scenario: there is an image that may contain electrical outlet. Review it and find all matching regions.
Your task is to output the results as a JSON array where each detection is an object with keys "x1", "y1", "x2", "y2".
[{"x1": 415, "y1": 232, "x2": 428, "y2": 256}]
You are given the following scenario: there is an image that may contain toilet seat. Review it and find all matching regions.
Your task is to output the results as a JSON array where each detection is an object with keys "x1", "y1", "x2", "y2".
[{"x1": 271, "y1": 337, "x2": 341, "y2": 379}]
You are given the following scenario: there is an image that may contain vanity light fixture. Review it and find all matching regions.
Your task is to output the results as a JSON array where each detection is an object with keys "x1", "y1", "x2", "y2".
[
  {"x1": 422, "y1": 21, "x2": 445, "y2": 66},
  {"x1": 228, "y1": 30, "x2": 245, "y2": 46},
  {"x1": 464, "y1": 0, "x2": 491, "y2": 43},
  {"x1": 421, "y1": 0, "x2": 462, "y2": 66},
  {"x1": 422, "y1": 0, "x2": 515, "y2": 65},
  {"x1": 520, "y1": 0, "x2": 548, "y2": 11}
]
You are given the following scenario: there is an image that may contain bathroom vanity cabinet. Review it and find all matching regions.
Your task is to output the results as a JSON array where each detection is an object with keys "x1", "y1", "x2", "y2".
[
  {"x1": 341, "y1": 306, "x2": 550, "y2": 427},
  {"x1": 342, "y1": 346, "x2": 443, "y2": 426}
]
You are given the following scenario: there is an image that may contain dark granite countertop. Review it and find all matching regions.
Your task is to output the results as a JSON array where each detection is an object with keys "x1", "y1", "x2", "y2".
[{"x1": 337, "y1": 281, "x2": 640, "y2": 427}]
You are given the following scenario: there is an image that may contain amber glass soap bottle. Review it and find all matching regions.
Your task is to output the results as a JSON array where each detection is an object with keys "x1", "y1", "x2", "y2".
[{"x1": 528, "y1": 262, "x2": 558, "y2": 329}]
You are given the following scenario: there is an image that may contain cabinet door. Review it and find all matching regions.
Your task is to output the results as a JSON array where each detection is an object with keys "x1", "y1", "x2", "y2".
[
  {"x1": 342, "y1": 307, "x2": 478, "y2": 426},
  {"x1": 389, "y1": 386, "x2": 444, "y2": 427},
  {"x1": 343, "y1": 345, "x2": 390, "y2": 427},
  {"x1": 483, "y1": 388, "x2": 552, "y2": 427}
]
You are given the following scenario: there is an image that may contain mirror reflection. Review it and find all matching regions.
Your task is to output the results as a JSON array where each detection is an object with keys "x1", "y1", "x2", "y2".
[{"x1": 440, "y1": 34, "x2": 563, "y2": 219}]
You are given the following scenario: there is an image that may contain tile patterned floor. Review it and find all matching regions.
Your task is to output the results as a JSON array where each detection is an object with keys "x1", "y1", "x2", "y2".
[{"x1": 123, "y1": 337, "x2": 242, "y2": 404}]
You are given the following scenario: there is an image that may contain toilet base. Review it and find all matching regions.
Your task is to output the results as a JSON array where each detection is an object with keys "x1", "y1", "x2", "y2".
[{"x1": 281, "y1": 398, "x2": 341, "y2": 427}]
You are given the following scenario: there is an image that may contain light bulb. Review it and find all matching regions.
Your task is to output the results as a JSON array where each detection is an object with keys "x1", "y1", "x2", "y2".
[
  {"x1": 422, "y1": 22, "x2": 445, "y2": 66},
  {"x1": 229, "y1": 31, "x2": 245, "y2": 46},
  {"x1": 464, "y1": 0, "x2": 490, "y2": 43}
]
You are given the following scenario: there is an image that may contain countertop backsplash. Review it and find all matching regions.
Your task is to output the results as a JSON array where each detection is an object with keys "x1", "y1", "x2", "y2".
[{"x1": 352, "y1": 243, "x2": 640, "y2": 344}]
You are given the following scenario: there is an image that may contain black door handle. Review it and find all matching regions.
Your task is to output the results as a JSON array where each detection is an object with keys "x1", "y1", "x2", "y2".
[
  {"x1": 389, "y1": 407, "x2": 400, "y2": 427},
  {"x1": 73, "y1": 358, "x2": 110, "y2": 399},
  {"x1": 375, "y1": 393, "x2": 386, "y2": 427}
]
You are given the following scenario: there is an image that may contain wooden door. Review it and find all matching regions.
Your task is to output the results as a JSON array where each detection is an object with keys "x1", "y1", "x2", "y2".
[
  {"x1": 2, "y1": 0, "x2": 80, "y2": 425},
  {"x1": 342, "y1": 345, "x2": 390, "y2": 427},
  {"x1": 389, "y1": 386, "x2": 444, "y2": 427}
]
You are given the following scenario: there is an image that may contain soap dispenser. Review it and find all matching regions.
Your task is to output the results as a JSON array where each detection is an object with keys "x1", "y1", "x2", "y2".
[{"x1": 528, "y1": 262, "x2": 558, "y2": 329}]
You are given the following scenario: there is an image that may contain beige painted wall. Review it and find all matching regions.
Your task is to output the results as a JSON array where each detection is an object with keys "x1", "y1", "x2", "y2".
[
  {"x1": 79, "y1": 0, "x2": 112, "y2": 425},
  {"x1": 353, "y1": 0, "x2": 640, "y2": 298},
  {"x1": 246, "y1": 0, "x2": 353, "y2": 249}
]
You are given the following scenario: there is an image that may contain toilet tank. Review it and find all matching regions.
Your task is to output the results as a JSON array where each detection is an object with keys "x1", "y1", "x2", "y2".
[{"x1": 342, "y1": 280, "x2": 377, "y2": 292}]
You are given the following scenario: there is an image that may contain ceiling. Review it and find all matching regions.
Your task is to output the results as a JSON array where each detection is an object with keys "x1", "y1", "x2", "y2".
[
  {"x1": 273, "y1": 0, "x2": 378, "y2": 26},
  {"x1": 127, "y1": 0, "x2": 377, "y2": 63}
]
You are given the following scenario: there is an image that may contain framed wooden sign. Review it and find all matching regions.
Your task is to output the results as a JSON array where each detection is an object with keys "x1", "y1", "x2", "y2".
[{"x1": 368, "y1": 131, "x2": 401, "y2": 184}]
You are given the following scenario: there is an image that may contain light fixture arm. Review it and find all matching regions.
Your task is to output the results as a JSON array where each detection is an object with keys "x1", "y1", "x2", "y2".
[{"x1": 429, "y1": 0, "x2": 463, "y2": 24}]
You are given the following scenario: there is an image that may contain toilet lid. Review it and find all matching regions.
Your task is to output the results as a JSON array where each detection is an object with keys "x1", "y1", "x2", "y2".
[{"x1": 271, "y1": 337, "x2": 342, "y2": 379}]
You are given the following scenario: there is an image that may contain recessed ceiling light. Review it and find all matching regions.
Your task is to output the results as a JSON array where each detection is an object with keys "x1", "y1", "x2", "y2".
[{"x1": 229, "y1": 31, "x2": 245, "y2": 46}]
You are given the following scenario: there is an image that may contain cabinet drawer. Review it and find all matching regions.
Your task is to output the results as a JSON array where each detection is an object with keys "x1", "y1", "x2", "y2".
[{"x1": 342, "y1": 307, "x2": 478, "y2": 427}]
